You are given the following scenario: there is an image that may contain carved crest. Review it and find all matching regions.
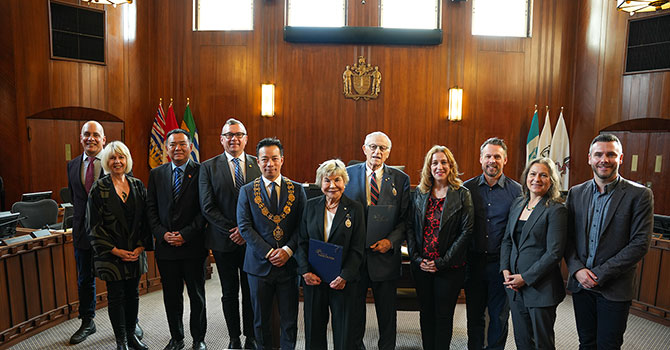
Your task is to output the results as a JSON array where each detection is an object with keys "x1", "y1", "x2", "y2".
[{"x1": 343, "y1": 56, "x2": 381, "y2": 101}]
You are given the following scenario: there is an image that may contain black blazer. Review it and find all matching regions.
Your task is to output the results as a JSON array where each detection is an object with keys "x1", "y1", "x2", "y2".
[
  {"x1": 500, "y1": 196, "x2": 567, "y2": 307},
  {"x1": 565, "y1": 177, "x2": 654, "y2": 301},
  {"x1": 87, "y1": 175, "x2": 153, "y2": 281},
  {"x1": 296, "y1": 195, "x2": 366, "y2": 282},
  {"x1": 199, "y1": 153, "x2": 262, "y2": 252},
  {"x1": 67, "y1": 154, "x2": 104, "y2": 249},
  {"x1": 407, "y1": 186, "x2": 474, "y2": 270},
  {"x1": 237, "y1": 176, "x2": 307, "y2": 277},
  {"x1": 146, "y1": 160, "x2": 207, "y2": 260}
]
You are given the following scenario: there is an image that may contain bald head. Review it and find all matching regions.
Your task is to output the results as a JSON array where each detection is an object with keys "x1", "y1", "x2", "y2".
[{"x1": 80, "y1": 121, "x2": 106, "y2": 157}]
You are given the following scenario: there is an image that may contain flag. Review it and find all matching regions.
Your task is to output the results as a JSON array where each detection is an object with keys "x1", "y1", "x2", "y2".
[
  {"x1": 180, "y1": 100, "x2": 200, "y2": 162},
  {"x1": 149, "y1": 101, "x2": 166, "y2": 169},
  {"x1": 538, "y1": 109, "x2": 552, "y2": 158},
  {"x1": 550, "y1": 109, "x2": 570, "y2": 191},
  {"x1": 164, "y1": 101, "x2": 179, "y2": 163},
  {"x1": 526, "y1": 108, "x2": 540, "y2": 165}
]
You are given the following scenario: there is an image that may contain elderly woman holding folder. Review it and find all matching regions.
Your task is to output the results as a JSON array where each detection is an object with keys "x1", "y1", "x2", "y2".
[
  {"x1": 296, "y1": 159, "x2": 366, "y2": 350},
  {"x1": 407, "y1": 145, "x2": 474, "y2": 350}
]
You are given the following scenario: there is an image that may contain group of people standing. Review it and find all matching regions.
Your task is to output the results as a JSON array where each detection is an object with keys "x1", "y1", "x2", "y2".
[{"x1": 66, "y1": 118, "x2": 653, "y2": 350}]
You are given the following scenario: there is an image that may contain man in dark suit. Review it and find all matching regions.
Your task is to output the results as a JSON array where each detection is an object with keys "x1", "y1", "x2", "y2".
[
  {"x1": 66, "y1": 120, "x2": 106, "y2": 344},
  {"x1": 344, "y1": 131, "x2": 410, "y2": 350},
  {"x1": 237, "y1": 138, "x2": 306, "y2": 350},
  {"x1": 199, "y1": 118, "x2": 260, "y2": 349},
  {"x1": 147, "y1": 129, "x2": 208, "y2": 350},
  {"x1": 565, "y1": 133, "x2": 654, "y2": 350},
  {"x1": 463, "y1": 138, "x2": 521, "y2": 350}
]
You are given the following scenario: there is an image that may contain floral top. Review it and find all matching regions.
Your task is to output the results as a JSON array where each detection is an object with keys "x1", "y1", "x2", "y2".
[{"x1": 422, "y1": 196, "x2": 445, "y2": 260}]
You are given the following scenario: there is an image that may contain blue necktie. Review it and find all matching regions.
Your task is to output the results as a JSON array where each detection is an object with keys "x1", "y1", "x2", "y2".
[
  {"x1": 173, "y1": 167, "x2": 183, "y2": 200},
  {"x1": 233, "y1": 157, "x2": 244, "y2": 190},
  {"x1": 269, "y1": 182, "x2": 278, "y2": 214}
]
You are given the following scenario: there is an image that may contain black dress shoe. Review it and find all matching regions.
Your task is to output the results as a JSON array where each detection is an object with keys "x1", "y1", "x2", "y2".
[
  {"x1": 163, "y1": 338, "x2": 185, "y2": 350},
  {"x1": 243, "y1": 337, "x2": 257, "y2": 349},
  {"x1": 127, "y1": 333, "x2": 149, "y2": 350},
  {"x1": 228, "y1": 337, "x2": 242, "y2": 349},
  {"x1": 117, "y1": 342, "x2": 131, "y2": 350},
  {"x1": 70, "y1": 318, "x2": 96, "y2": 344},
  {"x1": 135, "y1": 321, "x2": 144, "y2": 339},
  {"x1": 192, "y1": 340, "x2": 207, "y2": 350}
]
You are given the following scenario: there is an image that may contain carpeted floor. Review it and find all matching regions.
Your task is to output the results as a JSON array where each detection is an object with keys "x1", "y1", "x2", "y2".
[{"x1": 9, "y1": 266, "x2": 670, "y2": 349}]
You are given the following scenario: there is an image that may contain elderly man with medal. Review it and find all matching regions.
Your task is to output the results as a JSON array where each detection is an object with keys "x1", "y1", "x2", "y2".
[{"x1": 237, "y1": 138, "x2": 307, "y2": 350}]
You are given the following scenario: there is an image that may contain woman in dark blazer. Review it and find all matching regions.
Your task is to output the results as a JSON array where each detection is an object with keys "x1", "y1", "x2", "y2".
[
  {"x1": 500, "y1": 157, "x2": 567, "y2": 350},
  {"x1": 87, "y1": 141, "x2": 152, "y2": 350},
  {"x1": 296, "y1": 159, "x2": 365, "y2": 350},
  {"x1": 407, "y1": 145, "x2": 474, "y2": 350}
]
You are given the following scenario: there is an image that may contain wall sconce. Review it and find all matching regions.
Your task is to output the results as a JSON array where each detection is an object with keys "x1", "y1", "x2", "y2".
[
  {"x1": 261, "y1": 84, "x2": 275, "y2": 117},
  {"x1": 448, "y1": 87, "x2": 463, "y2": 121}
]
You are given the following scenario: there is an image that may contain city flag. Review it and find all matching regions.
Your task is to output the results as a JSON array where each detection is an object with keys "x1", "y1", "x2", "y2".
[
  {"x1": 538, "y1": 109, "x2": 552, "y2": 158},
  {"x1": 149, "y1": 101, "x2": 166, "y2": 169},
  {"x1": 526, "y1": 108, "x2": 540, "y2": 165},
  {"x1": 164, "y1": 101, "x2": 179, "y2": 163},
  {"x1": 550, "y1": 109, "x2": 570, "y2": 190},
  {"x1": 180, "y1": 100, "x2": 200, "y2": 162}
]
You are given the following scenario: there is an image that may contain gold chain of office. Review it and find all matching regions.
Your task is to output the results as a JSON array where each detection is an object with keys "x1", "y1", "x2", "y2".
[{"x1": 253, "y1": 177, "x2": 296, "y2": 241}]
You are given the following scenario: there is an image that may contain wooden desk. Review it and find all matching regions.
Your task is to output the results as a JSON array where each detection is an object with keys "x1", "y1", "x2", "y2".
[
  {"x1": 0, "y1": 231, "x2": 212, "y2": 349},
  {"x1": 631, "y1": 236, "x2": 670, "y2": 326}
]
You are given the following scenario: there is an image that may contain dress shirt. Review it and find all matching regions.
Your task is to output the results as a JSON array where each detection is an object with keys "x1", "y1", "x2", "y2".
[
  {"x1": 365, "y1": 164, "x2": 385, "y2": 206},
  {"x1": 469, "y1": 174, "x2": 522, "y2": 255},
  {"x1": 585, "y1": 176, "x2": 621, "y2": 269},
  {"x1": 260, "y1": 175, "x2": 292, "y2": 257},
  {"x1": 225, "y1": 152, "x2": 246, "y2": 187},
  {"x1": 170, "y1": 160, "x2": 189, "y2": 182},
  {"x1": 324, "y1": 208, "x2": 335, "y2": 242},
  {"x1": 80, "y1": 153, "x2": 102, "y2": 184}
]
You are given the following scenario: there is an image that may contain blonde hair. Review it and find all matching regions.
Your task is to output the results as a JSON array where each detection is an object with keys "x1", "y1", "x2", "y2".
[
  {"x1": 521, "y1": 157, "x2": 563, "y2": 205},
  {"x1": 418, "y1": 145, "x2": 462, "y2": 193},
  {"x1": 315, "y1": 159, "x2": 349, "y2": 185},
  {"x1": 101, "y1": 141, "x2": 133, "y2": 174}
]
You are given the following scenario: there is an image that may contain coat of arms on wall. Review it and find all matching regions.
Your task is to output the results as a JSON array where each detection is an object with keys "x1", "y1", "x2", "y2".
[{"x1": 343, "y1": 56, "x2": 381, "y2": 101}]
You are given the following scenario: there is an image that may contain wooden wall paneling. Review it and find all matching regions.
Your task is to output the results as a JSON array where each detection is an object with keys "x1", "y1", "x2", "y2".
[
  {"x1": 36, "y1": 248, "x2": 56, "y2": 317},
  {"x1": 0, "y1": 259, "x2": 9, "y2": 331},
  {"x1": 646, "y1": 133, "x2": 670, "y2": 214},
  {"x1": 20, "y1": 253, "x2": 40, "y2": 320},
  {"x1": 6, "y1": 255, "x2": 26, "y2": 325},
  {"x1": 62, "y1": 235, "x2": 78, "y2": 317},
  {"x1": 638, "y1": 247, "x2": 661, "y2": 306},
  {"x1": 658, "y1": 248, "x2": 670, "y2": 310},
  {"x1": 26, "y1": 119, "x2": 79, "y2": 197},
  {"x1": 51, "y1": 237, "x2": 68, "y2": 312}
]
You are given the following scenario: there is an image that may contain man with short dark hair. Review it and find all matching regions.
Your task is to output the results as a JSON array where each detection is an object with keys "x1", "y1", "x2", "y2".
[
  {"x1": 237, "y1": 137, "x2": 306, "y2": 350},
  {"x1": 199, "y1": 118, "x2": 259, "y2": 349},
  {"x1": 566, "y1": 133, "x2": 653, "y2": 349},
  {"x1": 463, "y1": 137, "x2": 521, "y2": 350},
  {"x1": 147, "y1": 129, "x2": 208, "y2": 350}
]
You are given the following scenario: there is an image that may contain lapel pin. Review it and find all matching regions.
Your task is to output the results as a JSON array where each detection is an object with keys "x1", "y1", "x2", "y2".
[
  {"x1": 345, "y1": 218, "x2": 352, "y2": 228},
  {"x1": 392, "y1": 187, "x2": 397, "y2": 196},
  {"x1": 188, "y1": 174, "x2": 192, "y2": 178}
]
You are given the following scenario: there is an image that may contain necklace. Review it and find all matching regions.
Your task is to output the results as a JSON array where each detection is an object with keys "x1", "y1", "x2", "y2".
[{"x1": 525, "y1": 199, "x2": 539, "y2": 211}]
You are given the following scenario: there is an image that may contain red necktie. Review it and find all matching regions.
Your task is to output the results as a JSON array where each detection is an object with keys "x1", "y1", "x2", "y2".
[
  {"x1": 85, "y1": 158, "x2": 95, "y2": 193},
  {"x1": 370, "y1": 173, "x2": 379, "y2": 206}
]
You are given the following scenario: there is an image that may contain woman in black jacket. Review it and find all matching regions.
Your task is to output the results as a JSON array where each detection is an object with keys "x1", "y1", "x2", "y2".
[
  {"x1": 407, "y1": 145, "x2": 474, "y2": 350},
  {"x1": 87, "y1": 141, "x2": 152, "y2": 350}
]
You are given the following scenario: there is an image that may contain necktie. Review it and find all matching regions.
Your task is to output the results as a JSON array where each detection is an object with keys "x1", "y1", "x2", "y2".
[
  {"x1": 233, "y1": 158, "x2": 244, "y2": 190},
  {"x1": 84, "y1": 157, "x2": 95, "y2": 193},
  {"x1": 173, "y1": 167, "x2": 183, "y2": 200},
  {"x1": 269, "y1": 182, "x2": 278, "y2": 214},
  {"x1": 370, "y1": 172, "x2": 379, "y2": 206}
]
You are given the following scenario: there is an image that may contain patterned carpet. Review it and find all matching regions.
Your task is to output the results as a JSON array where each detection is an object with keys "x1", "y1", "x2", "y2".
[{"x1": 9, "y1": 267, "x2": 670, "y2": 349}]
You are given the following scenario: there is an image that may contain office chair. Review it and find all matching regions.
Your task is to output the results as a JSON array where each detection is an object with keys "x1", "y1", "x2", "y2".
[
  {"x1": 11, "y1": 199, "x2": 61, "y2": 230},
  {"x1": 60, "y1": 187, "x2": 72, "y2": 204}
]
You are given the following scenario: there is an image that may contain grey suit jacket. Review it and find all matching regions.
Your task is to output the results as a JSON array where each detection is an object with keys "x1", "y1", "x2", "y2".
[
  {"x1": 501, "y1": 196, "x2": 567, "y2": 307},
  {"x1": 565, "y1": 177, "x2": 654, "y2": 301},
  {"x1": 343, "y1": 163, "x2": 410, "y2": 281},
  {"x1": 199, "y1": 153, "x2": 261, "y2": 252}
]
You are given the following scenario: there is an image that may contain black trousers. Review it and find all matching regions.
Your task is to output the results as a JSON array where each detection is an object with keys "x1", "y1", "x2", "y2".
[
  {"x1": 509, "y1": 294, "x2": 557, "y2": 350},
  {"x1": 411, "y1": 264, "x2": 465, "y2": 350},
  {"x1": 74, "y1": 247, "x2": 96, "y2": 320},
  {"x1": 156, "y1": 256, "x2": 207, "y2": 342},
  {"x1": 247, "y1": 267, "x2": 299, "y2": 350},
  {"x1": 572, "y1": 289, "x2": 632, "y2": 350},
  {"x1": 212, "y1": 247, "x2": 254, "y2": 339},
  {"x1": 106, "y1": 277, "x2": 140, "y2": 341},
  {"x1": 303, "y1": 281, "x2": 357, "y2": 350},
  {"x1": 351, "y1": 261, "x2": 397, "y2": 350}
]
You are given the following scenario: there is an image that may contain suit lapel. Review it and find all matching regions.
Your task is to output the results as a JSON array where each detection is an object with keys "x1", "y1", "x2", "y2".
[
  {"x1": 581, "y1": 184, "x2": 595, "y2": 243},
  {"x1": 379, "y1": 165, "x2": 395, "y2": 204},
  {"x1": 74, "y1": 156, "x2": 87, "y2": 193},
  {"x1": 245, "y1": 154, "x2": 260, "y2": 183},
  {"x1": 519, "y1": 197, "x2": 547, "y2": 247},
  {"x1": 161, "y1": 164, "x2": 174, "y2": 208},
  {"x1": 313, "y1": 196, "x2": 326, "y2": 240},
  {"x1": 328, "y1": 198, "x2": 349, "y2": 241},
  {"x1": 177, "y1": 160, "x2": 197, "y2": 201},
  {"x1": 278, "y1": 177, "x2": 289, "y2": 210},
  {"x1": 219, "y1": 154, "x2": 235, "y2": 191},
  {"x1": 416, "y1": 192, "x2": 429, "y2": 240},
  {"x1": 599, "y1": 180, "x2": 626, "y2": 239},
  {"x1": 439, "y1": 187, "x2": 462, "y2": 231},
  {"x1": 507, "y1": 200, "x2": 524, "y2": 247},
  {"x1": 356, "y1": 164, "x2": 368, "y2": 206}
]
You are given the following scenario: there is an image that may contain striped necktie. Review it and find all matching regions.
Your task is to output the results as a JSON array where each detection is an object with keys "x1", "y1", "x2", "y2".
[
  {"x1": 173, "y1": 167, "x2": 183, "y2": 200},
  {"x1": 233, "y1": 157, "x2": 244, "y2": 190},
  {"x1": 370, "y1": 172, "x2": 379, "y2": 206}
]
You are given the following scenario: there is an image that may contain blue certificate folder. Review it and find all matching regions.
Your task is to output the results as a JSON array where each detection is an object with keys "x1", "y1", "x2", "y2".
[{"x1": 308, "y1": 238, "x2": 343, "y2": 283}]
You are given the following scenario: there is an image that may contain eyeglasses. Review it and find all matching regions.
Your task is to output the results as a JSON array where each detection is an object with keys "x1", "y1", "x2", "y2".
[
  {"x1": 222, "y1": 132, "x2": 247, "y2": 139},
  {"x1": 366, "y1": 144, "x2": 389, "y2": 152}
]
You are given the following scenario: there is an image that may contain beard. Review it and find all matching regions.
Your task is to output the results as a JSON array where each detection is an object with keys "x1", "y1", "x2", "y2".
[
  {"x1": 483, "y1": 164, "x2": 501, "y2": 178},
  {"x1": 591, "y1": 162, "x2": 618, "y2": 180}
]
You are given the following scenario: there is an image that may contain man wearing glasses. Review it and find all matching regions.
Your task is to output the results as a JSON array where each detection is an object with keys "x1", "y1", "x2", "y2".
[
  {"x1": 199, "y1": 118, "x2": 260, "y2": 349},
  {"x1": 344, "y1": 131, "x2": 411, "y2": 350}
]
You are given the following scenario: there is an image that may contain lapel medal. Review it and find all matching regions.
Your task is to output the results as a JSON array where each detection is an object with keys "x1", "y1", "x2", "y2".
[
  {"x1": 345, "y1": 217, "x2": 352, "y2": 228},
  {"x1": 392, "y1": 186, "x2": 397, "y2": 196}
]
